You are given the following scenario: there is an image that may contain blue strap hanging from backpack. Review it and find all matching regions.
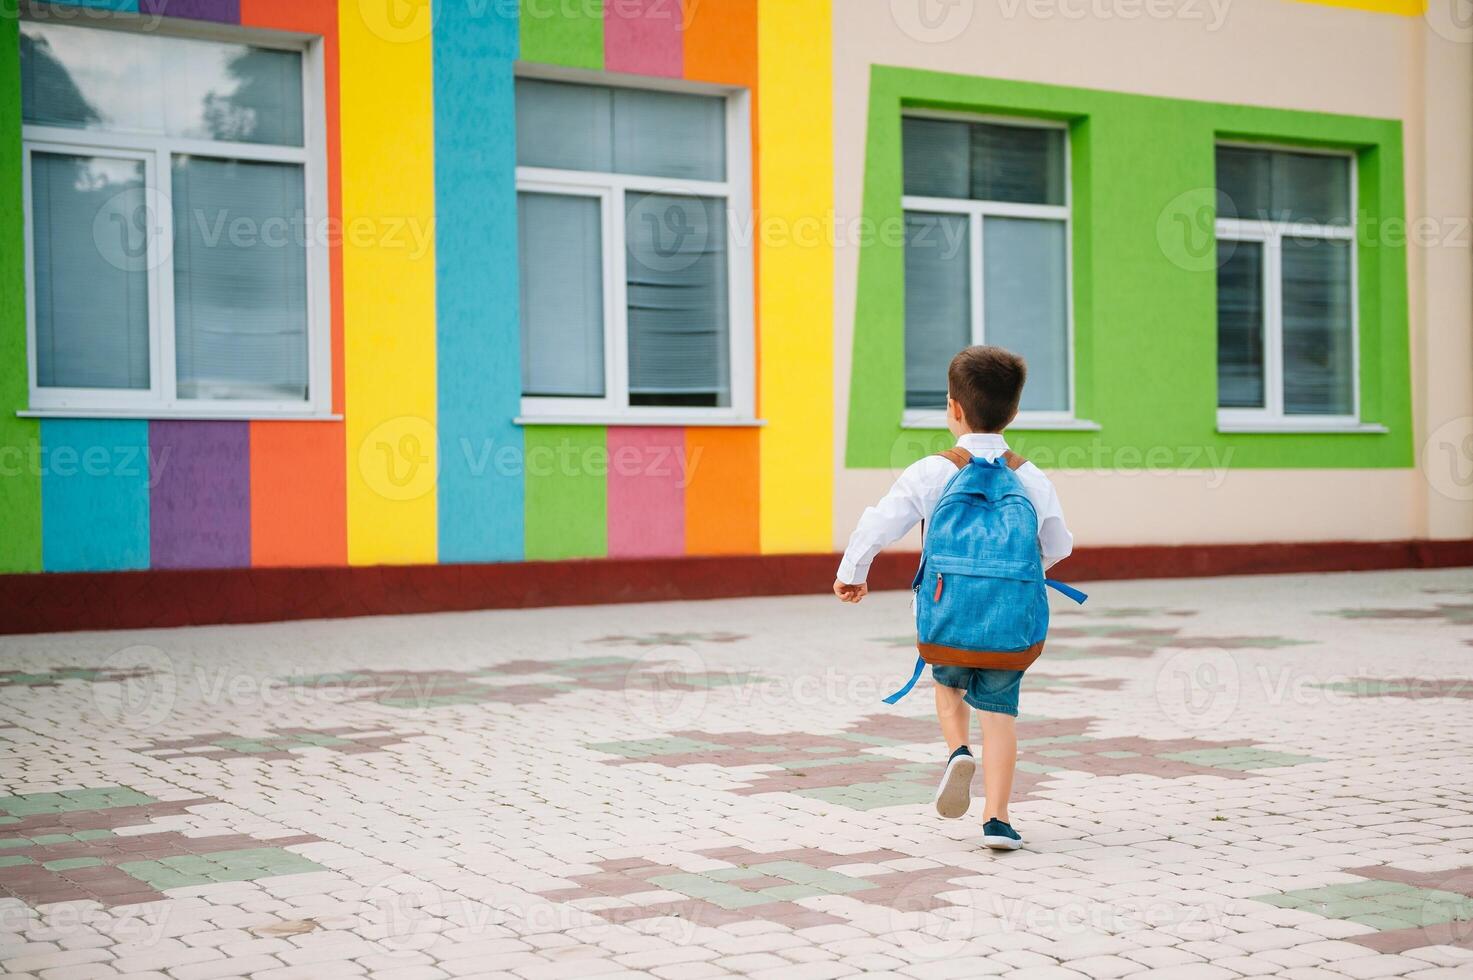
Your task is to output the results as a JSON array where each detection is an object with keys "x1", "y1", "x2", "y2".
[{"x1": 882, "y1": 578, "x2": 1088, "y2": 704}]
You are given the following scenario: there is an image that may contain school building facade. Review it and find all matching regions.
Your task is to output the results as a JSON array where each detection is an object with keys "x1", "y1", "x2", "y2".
[{"x1": 1, "y1": 0, "x2": 1470, "y2": 632}]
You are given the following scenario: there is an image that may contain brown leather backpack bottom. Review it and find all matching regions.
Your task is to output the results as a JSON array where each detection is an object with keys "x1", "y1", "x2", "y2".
[{"x1": 918, "y1": 641, "x2": 1045, "y2": 671}]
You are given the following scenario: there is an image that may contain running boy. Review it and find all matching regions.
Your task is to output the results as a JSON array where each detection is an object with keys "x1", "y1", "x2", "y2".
[{"x1": 833, "y1": 345, "x2": 1073, "y2": 849}]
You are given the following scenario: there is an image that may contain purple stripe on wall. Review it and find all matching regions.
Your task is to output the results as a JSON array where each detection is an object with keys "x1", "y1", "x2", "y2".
[
  {"x1": 604, "y1": 0, "x2": 683, "y2": 77},
  {"x1": 149, "y1": 421, "x2": 251, "y2": 569},
  {"x1": 140, "y1": 0, "x2": 240, "y2": 22}
]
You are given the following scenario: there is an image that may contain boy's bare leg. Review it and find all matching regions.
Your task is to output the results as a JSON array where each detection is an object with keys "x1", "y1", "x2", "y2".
[
  {"x1": 978, "y1": 711, "x2": 1017, "y2": 822},
  {"x1": 935, "y1": 683, "x2": 970, "y2": 750}
]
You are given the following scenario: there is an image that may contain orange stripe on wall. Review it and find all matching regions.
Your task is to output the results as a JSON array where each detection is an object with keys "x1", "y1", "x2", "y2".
[
  {"x1": 684, "y1": 427, "x2": 760, "y2": 555},
  {"x1": 242, "y1": 0, "x2": 346, "y2": 566},
  {"x1": 682, "y1": 0, "x2": 756, "y2": 86},
  {"x1": 249, "y1": 422, "x2": 347, "y2": 566},
  {"x1": 682, "y1": 0, "x2": 761, "y2": 556}
]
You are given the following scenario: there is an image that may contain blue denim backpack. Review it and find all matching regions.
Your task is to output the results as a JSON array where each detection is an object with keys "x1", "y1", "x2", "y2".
[{"x1": 883, "y1": 447, "x2": 1087, "y2": 704}]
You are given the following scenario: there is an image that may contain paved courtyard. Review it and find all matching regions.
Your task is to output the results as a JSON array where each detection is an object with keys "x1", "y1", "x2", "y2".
[{"x1": 2, "y1": 569, "x2": 1472, "y2": 979}]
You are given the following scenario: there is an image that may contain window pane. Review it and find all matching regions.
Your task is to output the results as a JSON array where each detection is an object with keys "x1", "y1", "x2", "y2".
[
  {"x1": 1282, "y1": 237, "x2": 1353, "y2": 415},
  {"x1": 903, "y1": 211, "x2": 970, "y2": 409},
  {"x1": 902, "y1": 118, "x2": 969, "y2": 198},
  {"x1": 21, "y1": 22, "x2": 302, "y2": 146},
  {"x1": 971, "y1": 123, "x2": 1065, "y2": 206},
  {"x1": 30, "y1": 152, "x2": 150, "y2": 390},
  {"x1": 515, "y1": 79, "x2": 613, "y2": 173},
  {"x1": 902, "y1": 117, "x2": 1065, "y2": 205},
  {"x1": 1216, "y1": 146, "x2": 1350, "y2": 225},
  {"x1": 613, "y1": 88, "x2": 725, "y2": 181},
  {"x1": 516, "y1": 80, "x2": 725, "y2": 181},
  {"x1": 172, "y1": 157, "x2": 309, "y2": 400},
  {"x1": 625, "y1": 194, "x2": 729, "y2": 407},
  {"x1": 983, "y1": 217, "x2": 1068, "y2": 412},
  {"x1": 1216, "y1": 240, "x2": 1266, "y2": 409},
  {"x1": 519, "y1": 192, "x2": 605, "y2": 398},
  {"x1": 166, "y1": 42, "x2": 303, "y2": 146}
]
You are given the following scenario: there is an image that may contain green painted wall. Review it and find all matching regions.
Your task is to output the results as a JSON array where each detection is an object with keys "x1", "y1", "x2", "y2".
[
  {"x1": 523, "y1": 425, "x2": 608, "y2": 559},
  {"x1": 0, "y1": 4, "x2": 43, "y2": 572},
  {"x1": 847, "y1": 66, "x2": 1412, "y2": 471},
  {"x1": 518, "y1": 0, "x2": 604, "y2": 69}
]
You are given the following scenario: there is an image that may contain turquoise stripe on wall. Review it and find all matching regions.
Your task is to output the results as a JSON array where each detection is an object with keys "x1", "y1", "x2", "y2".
[
  {"x1": 51, "y1": 0, "x2": 140, "y2": 9},
  {"x1": 432, "y1": 1, "x2": 525, "y2": 561},
  {"x1": 41, "y1": 420, "x2": 150, "y2": 571}
]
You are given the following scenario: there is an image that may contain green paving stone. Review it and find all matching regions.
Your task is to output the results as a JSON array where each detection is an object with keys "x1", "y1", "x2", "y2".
[
  {"x1": 1099, "y1": 750, "x2": 1140, "y2": 759},
  {"x1": 759, "y1": 883, "x2": 826, "y2": 901},
  {"x1": 1036, "y1": 748, "x2": 1081, "y2": 758},
  {"x1": 214, "y1": 739, "x2": 275, "y2": 753},
  {"x1": 30, "y1": 834, "x2": 74, "y2": 845},
  {"x1": 1019, "y1": 735, "x2": 1091, "y2": 747},
  {"x1": 1161, "y1": 747, "x2": 1323, "y2": 769},
  {"x1": 0, "y1": 855, "x2": 34, "y2": 868},
  {"x1": 73, "y1": 830, "x2": 115, "y2": 841},
  {"x1": 0, "y1": 838, "x2": 30, "y2": 849},
  {"x1": 43, "y1": 857, "x2": 103, "y2": 871},
  {"x1": 1016, "y1": 761, "x2": 1064, "y2": 774},
  {"x1": 706, "y1": 867, "x2": 761, "y2": 882},
  {"x1": 649, "y1": 873, "x2": 735, "y2": 899},
  {"x1": 290, "y1": 733, "x2": 351, "y2": 747}
]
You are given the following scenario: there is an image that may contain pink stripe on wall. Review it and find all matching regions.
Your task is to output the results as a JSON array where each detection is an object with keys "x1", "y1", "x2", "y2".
[
  {"x1": 607, "y1": 427, "x2": 686, "y2": 557},
  {"x1": 604, "y1": 0, "x2": 684, "y2": 77}
]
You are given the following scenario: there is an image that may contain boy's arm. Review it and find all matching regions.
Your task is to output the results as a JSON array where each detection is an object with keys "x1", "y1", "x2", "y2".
[
  {"x1": 836, "y1": 458, "x2": 948, "y2": 588},
  {"x1": 1032, "y1": 476, "x2": 1074, "y2": 571}
]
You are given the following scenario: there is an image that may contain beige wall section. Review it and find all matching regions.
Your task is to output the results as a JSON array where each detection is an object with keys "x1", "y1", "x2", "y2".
[
  {"x1": 832, "y1": 0, "x2": 1473, "y2": 550},
  {"x1": 1415, "y1": 29, "x2": 1473, "y2": 540},
  {"x1": 835, "y1": 468, "x2": 1423, "y2": 550}
]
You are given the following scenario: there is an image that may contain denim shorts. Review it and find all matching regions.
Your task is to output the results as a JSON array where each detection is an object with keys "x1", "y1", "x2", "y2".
[{"x1": 931, "y1": 664, "x2": 1023, "y2": 717}]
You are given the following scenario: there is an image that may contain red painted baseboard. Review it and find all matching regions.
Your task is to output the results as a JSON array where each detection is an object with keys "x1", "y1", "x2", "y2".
[{"x1": 3, "y1": 539, "x2": 1472, "y2": 636}]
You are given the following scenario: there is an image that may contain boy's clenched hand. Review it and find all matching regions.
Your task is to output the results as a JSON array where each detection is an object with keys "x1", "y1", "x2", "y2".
[{"x1": 833, "y1": 579, "x2": 868, "y2": 603}]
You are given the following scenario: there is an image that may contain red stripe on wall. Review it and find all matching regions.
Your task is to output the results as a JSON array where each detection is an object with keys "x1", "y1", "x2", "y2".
[
  {"x1": 605, "y1": 0, "x2": 684, "y2": 76},
  {"x1": 8, "y1": 541, "x2": 1473, "y2": 635},
  {"x1": 607, "y1": 426, "x2": 686, "y2": 557}
]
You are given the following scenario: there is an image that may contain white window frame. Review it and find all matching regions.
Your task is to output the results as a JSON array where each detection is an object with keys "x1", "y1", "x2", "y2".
[
  {"x1": 19, "y1": 13, "x2": 333, "y2": 421},
  {"x1": 898, "y1": 110, "x2": 1077, "y2": 431},
  {"x1": 514, "y1": 65, "x2": 755, "y2": 426},
  {"x1": 1215, "y1": 141, "x2": 1364, "y2": 433}
]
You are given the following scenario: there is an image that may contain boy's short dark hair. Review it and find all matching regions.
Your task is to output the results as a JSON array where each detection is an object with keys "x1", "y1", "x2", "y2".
[{"x1": 948, "y1": 345, "x2": 1027, "y2": 432}]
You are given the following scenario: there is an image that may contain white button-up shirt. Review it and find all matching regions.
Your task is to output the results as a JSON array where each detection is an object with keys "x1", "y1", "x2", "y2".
[{"x1": 836, "y1": 433, "x2": 1074, "y2": 585}]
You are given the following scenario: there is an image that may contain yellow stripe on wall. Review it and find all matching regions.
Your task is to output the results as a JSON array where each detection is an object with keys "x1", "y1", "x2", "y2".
[
  {"x1": 1292, "y1": 0, "x2": 1422, "y2": 13},
  {"x1": 757, "y1": 0, "x2": 834, "y2": 553},
  {"x1": 339, "y1": 2, "x2": 439, "y2": 565}
]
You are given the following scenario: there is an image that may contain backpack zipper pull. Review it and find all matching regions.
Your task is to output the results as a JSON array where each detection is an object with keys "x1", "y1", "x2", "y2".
[{"x1": 934, "y1": 573, "x2": 943, "y2": 602}]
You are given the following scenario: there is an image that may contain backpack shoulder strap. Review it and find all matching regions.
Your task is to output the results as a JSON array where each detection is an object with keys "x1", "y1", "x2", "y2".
[
  {"x1": 1002, "y1": 450, "x2": 1027, "y2": 471},
  {"x1": 935, "y1": 447, "x2": 973, "y2": 469}
]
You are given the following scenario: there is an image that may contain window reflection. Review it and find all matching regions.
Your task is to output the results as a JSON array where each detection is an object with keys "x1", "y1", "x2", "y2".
[{"x1": 20, "y1": 22, "x2": 303, "y2": 147}]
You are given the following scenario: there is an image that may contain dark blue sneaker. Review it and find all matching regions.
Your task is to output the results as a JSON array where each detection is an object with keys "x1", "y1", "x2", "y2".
[
  {"x1": 933, "y1": 746, "x2": 974, "y2": 819},
  {"x1": 982, "y1": 818, "x2": 1022, "y2": 850}
]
